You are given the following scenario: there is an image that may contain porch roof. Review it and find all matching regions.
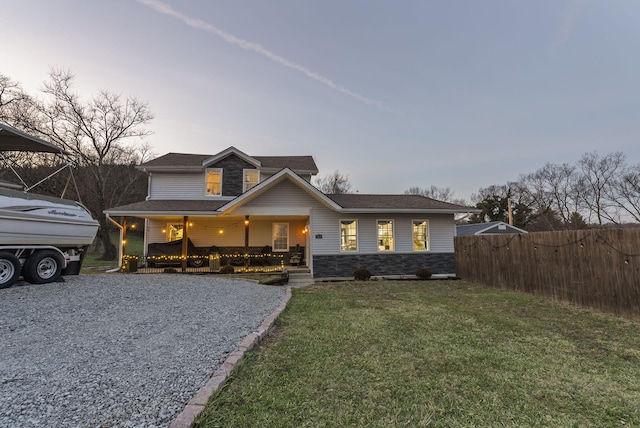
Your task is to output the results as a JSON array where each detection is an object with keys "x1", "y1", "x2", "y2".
[
  {"x1": 106, "y1": 193, "x2": 478, "y2": 217},
  {"x1": 104, "y1": 199, "x2": 228, "y2": 216}
]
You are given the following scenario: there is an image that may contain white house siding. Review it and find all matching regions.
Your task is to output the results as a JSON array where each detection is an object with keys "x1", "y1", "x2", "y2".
[
  {"x1": 148, "y1": 172, "x2": 205, "y2": 200},
  {"x1": 140, "y1": 178, "x2": 456, "y2": 275},
  {"x1": 237, "y1": 180, "x2": 326, "y2": 213},
  {"x1": 310, "y1": 210, "x2": 457, "y2": 278},
  {"x1": 310, "y1": 211, "x2": 455, "y2": 255},
  {"x1": 147, "y1": 171, "x2": 314, "y2": 201}
]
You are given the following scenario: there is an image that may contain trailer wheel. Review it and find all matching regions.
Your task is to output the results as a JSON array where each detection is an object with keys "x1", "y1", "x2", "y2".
[
  {"x1": 23, "y1": 250, "x2": 64, "y2": 284},
  {"x1": 0, "y1": 252, "x2": 21, "y2": 289}
]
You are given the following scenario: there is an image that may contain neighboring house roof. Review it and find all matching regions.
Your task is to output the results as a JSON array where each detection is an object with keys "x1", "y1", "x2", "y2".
[
  {"x1": 456, "y1": 221, "x2": 527, "y2": 236},
  {"x1": 139, "y1": 151, "x2": 319, "y2": 174}
]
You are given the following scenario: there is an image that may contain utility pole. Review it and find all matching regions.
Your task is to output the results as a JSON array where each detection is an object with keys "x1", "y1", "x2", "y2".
[{"x1": 507, "y1": 188, "x2": 513, "y2": 226}]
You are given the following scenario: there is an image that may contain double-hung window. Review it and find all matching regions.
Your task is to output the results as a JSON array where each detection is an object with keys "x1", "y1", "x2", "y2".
[
  {"x1": 272, "y1": 223, "x2": 289, "y2": 252},
  {"x1": 167, "y1": 223, "x2": 183, "y2": 241},
  {"x1": 413, "y1": 220, "x2": 429, "y2": 251},
  {"x1": 243, "y1": 169, "x2": 260, "y2": 192},
  {"x1": 205, "y1": 168, "x2": 222, "y2": 196},
  {"x1": 377, "y1": 220, "x2": 394, "y2": 251},
  {"x1": 340, "y1": 220, "x2": 358, "y2": 252}
]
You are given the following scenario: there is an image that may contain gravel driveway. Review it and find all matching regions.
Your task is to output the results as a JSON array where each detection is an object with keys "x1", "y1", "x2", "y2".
[{"x1": 0, "y1": 274, "x2": 287, "y2": 427}]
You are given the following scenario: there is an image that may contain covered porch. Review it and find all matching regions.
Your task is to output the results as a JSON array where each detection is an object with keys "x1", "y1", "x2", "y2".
[{"x1": 110, "y1": 213, "x2": 311, "y2": 273}]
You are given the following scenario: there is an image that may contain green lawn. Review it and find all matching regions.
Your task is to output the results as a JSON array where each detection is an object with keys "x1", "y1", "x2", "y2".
[
  {"x1": 82, "y1": 231, "x2": 144, "y2": 271},
  {"x1": 194, "y1": 281, "x2": 640, "y2": 427}
]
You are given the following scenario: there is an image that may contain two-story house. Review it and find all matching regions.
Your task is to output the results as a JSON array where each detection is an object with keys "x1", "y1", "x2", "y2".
[{"x1": 105, "y1": 146, "x2": 474, "y2": 278}]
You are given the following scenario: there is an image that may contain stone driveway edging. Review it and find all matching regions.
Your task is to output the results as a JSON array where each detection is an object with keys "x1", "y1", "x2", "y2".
[{"x1": 169, "y1": 286, "x2": 293, "y2": 428}]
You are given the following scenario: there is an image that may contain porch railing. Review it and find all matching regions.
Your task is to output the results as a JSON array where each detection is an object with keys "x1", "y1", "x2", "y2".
[{"x1": 126, "y1": 253, "x2": 286, "y2": 273}]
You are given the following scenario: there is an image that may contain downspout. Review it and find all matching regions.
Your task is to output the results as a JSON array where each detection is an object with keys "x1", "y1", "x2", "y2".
[{"x1": 106, "y1": 213, "x2": 124, "y2": 272}]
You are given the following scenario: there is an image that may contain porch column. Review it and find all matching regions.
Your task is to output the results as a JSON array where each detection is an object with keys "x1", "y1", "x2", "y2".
[
  {"x1": 121, "y1": 216, "x2": 127, "y2": 266},
  {"x1": 244, "y1": 215, "x2": 250, "y2": 268},
  {"x1": 181, "y1": 216, "x2": 189, "y2": 272}
]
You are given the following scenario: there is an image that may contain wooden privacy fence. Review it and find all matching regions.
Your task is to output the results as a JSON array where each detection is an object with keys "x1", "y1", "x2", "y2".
[{"x1": 454, "y1": 228, "x2": 640, "y2": 317}]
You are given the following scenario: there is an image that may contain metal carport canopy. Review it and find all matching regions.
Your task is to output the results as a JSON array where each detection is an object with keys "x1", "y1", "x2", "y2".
[{"x1": 0, "y1": 122, "x2": 69, "y2": 154}]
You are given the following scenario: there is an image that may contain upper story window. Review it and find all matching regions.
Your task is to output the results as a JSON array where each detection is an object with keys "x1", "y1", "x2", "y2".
[
  {"x1": 205, "y1": 168, "x2": 222, "y2": 196},
  {"x1": 377, "y1": 220, "x2": 394, "y2": 251},
  {"x1": 413, "y1": 220, "x2": 429, "y2": 251},
  {"x1": 340, "y1": 220, "x2": 358, "y2": 252},
  {"x1": 243, "y1": 169, "x2": 260, "y2": 192}
]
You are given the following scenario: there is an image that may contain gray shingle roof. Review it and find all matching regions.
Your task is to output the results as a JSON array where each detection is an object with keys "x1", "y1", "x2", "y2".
[
  {"x1": 141, "y1": 152, "x2": 318, "y2": 172},
  {"x1": 106, "y1": 199, "x2": 228, "y2": 213},
  {"x1": 107, "y1": 193, "x2": 476, "y2": 215},
  {"x1": 327, "y1": 194, "x2": 473, "y2": 211}
]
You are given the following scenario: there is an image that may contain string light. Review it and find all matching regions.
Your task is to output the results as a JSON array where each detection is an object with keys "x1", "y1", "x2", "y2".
[
  {"x1": 143, "y1": 253, "x2": 285, "y2": 272},
  {"x1": 458, "y1": 230, "x2": 640, "y2": 261}
]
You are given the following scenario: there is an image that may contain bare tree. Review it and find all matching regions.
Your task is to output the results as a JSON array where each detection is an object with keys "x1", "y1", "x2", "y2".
[
  {"x1": 0, "y1": 74, "x2": 21, "y2": 117},
  {"x1": 405, "y1": 185, "x2": 467, "y2": 205},
  {"x1": 469, "y1": 184, "x2": 538, "y2": 228},
  {"x1": 0, "y1": 74, "x2": 35, "y2": 126},
  {"x1": 609, "y1": 162, "x2": 640, "y2": 222},
  {"x1": 577, "y1": 151, "x2": 626, "y2": 225},
  {"x1": 314, "y1": 170, "x2": 352, "y2": 194},
  {"x1": 515, "y1": 162, "x2": 583, "y2": 225},
  {"x1": 28, "y1": 69, "x2": 154, "y2": 260}
]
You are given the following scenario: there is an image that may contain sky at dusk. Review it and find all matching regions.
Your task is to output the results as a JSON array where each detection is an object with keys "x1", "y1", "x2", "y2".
[{"x1": 3, "y1": 0, "x2": 639, "y2": 203}]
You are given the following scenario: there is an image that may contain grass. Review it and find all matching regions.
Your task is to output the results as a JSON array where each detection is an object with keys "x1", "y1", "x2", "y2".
[
  {"x1": 82, "y1": 232, "x2": 144, "y2": 271},
  {"x1": 194, "y1": 280, "x2": 640, "y2": 427}
]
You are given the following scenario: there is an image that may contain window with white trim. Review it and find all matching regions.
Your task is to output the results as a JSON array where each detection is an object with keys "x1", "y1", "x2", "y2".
[
  {"x1": 377, "y1": 220, "x2": 394, "y2": 251},
  {"x1": 167, "y1": 223, "x2": 183, "y2": 241},
  {"x1": 205, "y1": 168, "x2": 222, "y2": 196},
  {"x1": 413, "y1": 220, "x2": 429, "y2": 251},
  {"x1": 272, "y1": 223, "x2": 289, "y2": 252},
  {"x1": 340, "y1": 220, "x2": 358, "y2": 252},
  {"x1": 243, "y1": 169, "x2": 260, "y2": 192}
]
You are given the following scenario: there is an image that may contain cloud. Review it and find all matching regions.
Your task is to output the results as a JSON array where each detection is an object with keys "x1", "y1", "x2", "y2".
[
  {"x1": 550, "y1": 0, "x2": 587, "y2": 51},
  {"x1": 137, "y1": 0, "x2": 394, "y2": 112}
]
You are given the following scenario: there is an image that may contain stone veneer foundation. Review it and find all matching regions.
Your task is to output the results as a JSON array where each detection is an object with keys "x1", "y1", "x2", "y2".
[{"x1": 312, "y1": 253, "x2": 455, "y2": 278}]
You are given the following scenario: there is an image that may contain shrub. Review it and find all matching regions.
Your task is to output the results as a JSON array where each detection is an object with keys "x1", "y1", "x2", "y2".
[
  {"x1": 353, "y1": 267, "x2": 372, "y2": 281},
  {"x1": 220, "y1": 265, "x2": 235, "y2": 274},
  {"x1": 416, "y1": 267, "x2": 432, "y2": 280}
]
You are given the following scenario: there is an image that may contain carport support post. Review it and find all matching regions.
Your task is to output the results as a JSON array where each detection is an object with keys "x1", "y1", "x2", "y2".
[{"x1": 181, "y1": 216, "x2": 189, "y2": 272}]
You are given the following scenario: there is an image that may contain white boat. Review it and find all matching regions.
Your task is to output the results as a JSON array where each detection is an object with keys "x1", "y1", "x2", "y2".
[
  {"x1": 0, "y1": 122, "x2": 99, "y2": 286},
  {"x1": 0, "y1": 187, "x2": 99, "y2": 247},
  {"x1": 0, "y1": 123, "x2": 99, "y2": 247}
]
